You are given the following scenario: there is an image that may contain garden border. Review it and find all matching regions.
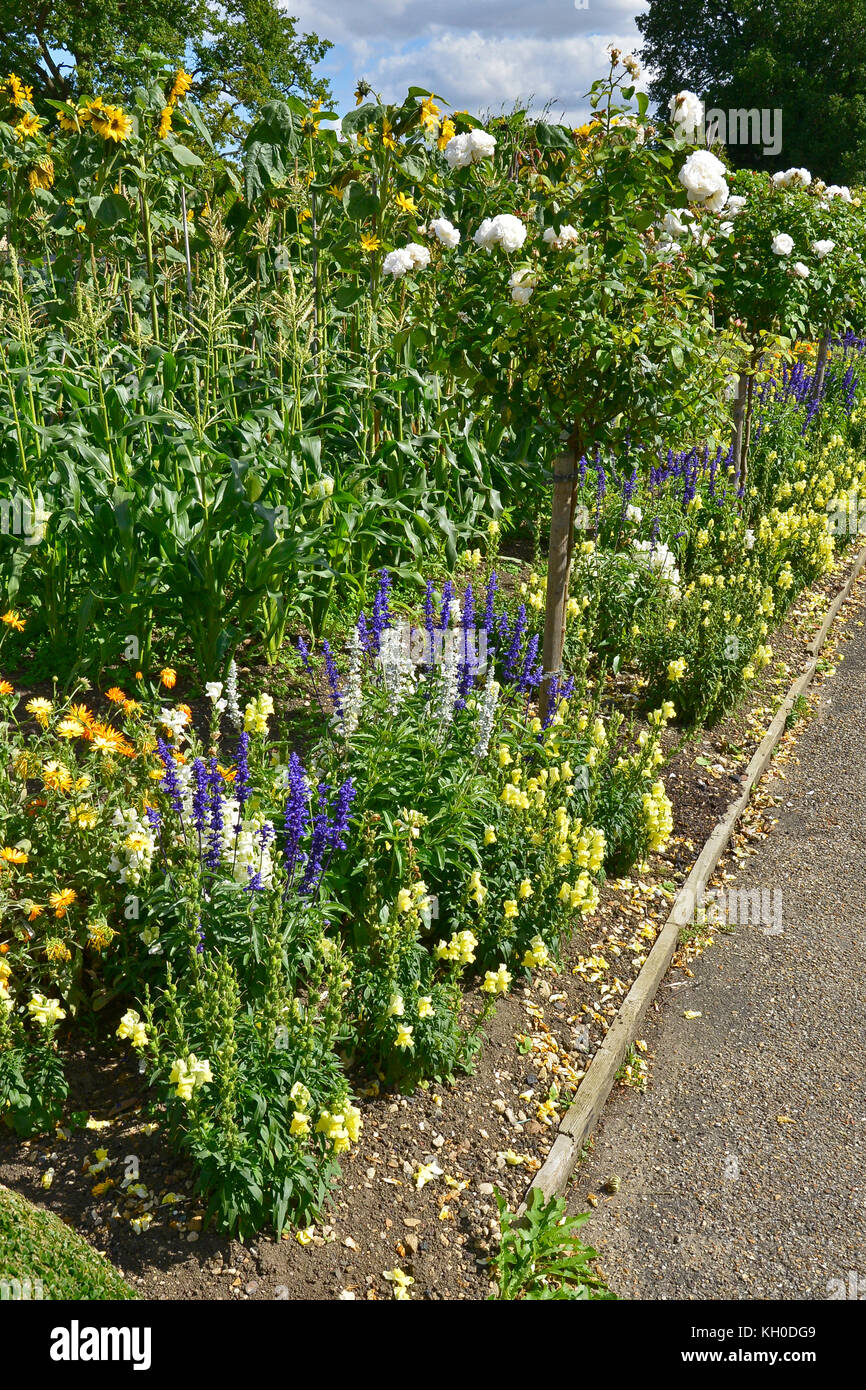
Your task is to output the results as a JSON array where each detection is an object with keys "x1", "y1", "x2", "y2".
[{"x1": 521, "y1": 539, "x2": 866, "y2": 1208}]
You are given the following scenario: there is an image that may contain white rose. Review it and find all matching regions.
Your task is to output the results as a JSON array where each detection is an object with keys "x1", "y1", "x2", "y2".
[
  {"x1": 825, "y1": 184, "x2": 853, "y2": 203},
  {"x1": 662, "y1": 211, "x2": 686, "y2": 237},
  {"x1": 791, "y1": 260, "x2": 810, "y2": 278},
  {"x1": 669, "y1": 90, "x2": 704, "y2": 138},
  {"x1": 678, "y1": 149, "x2": 728, "y2": 203},
  {"x1": 442, "y1": 132, "x2": 472, "y2": 169},
  {"x1": 773, "y1": 167, "x2": 811, "y2": 188},
  {"x1": 542, "y1": 223, "x2": 579, "y2": 249},
  {"x1": 508, "y1": 268, "x2": 536, "y2": 304},
  {"x1": 771, "y1": 233, "x2": 794, "y2": 256},
  {"x1": 430, "y1": 217, "x2": 460, "y2": 248},
  {"x1": 811, "y1": 239, "x2": 835, "y2": 258},
  {"x1": 704, "y1": 179, "x2": 729, "y2": 213},
  {"x1": 382, "y1": 247, "x2": 414, "y2": 277},
  {"x1": 726, "y1": 195, "x2": 747, "y2": 216},
  {"x1": 468, "y1": 128, "x2": 496, "y2": 161},
  {"x1": 473, "y1": 213, "x2": 526, "y2": 252},
  {"x1": 405, "y1": 242, "x2": 431, "y2": 269}
]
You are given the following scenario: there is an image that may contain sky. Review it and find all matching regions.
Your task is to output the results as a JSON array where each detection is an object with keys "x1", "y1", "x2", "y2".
[{"x1": 284, "y1": 0, "x2": 650, "y2": 126}]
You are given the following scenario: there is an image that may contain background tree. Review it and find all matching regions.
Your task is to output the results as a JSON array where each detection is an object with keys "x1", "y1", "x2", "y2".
[
  {"x1": 637, "y1": 0, "x2": 866, "y2": 183},
  {"x1": 0, "y1": 0, "x2": 332, "y2": 146}
]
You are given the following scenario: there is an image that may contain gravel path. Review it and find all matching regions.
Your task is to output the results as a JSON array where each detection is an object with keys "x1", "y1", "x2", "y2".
[{"x1": 569, "y1": 587, "x2": 866, "y2": 1300}]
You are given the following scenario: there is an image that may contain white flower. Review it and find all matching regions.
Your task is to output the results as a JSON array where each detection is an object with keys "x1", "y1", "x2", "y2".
[
  {"x1": 468, "y1": 128, "x2": 496, "y2": 160},
  {"x1": 443, "y1": 127, "x2": 496, "y2": 169},
  {"x1": 704, "y1": 180, "x2": 729, "y2": 213},
  {"x1": 726, "y1": 194, "x2": 747, "y2": 216},
  {"x1": 824, "y1": 184, "x2": 853, "y2": 203},
  {"x1": 773, "y1": 167, "x2": 811, "y2": 188},
  {"x1": 542, "y1": 223, "x2": 579, "y2": 250},
  {"x1": 429, "y1": 217, "x2": 460, "y2": 248},
  {"x1": 508, "y1": 267, "x2": 536, "y2": 304},
  {"x1": 678, "y1": 149, "x2": 728, "y2": 204},
  {"x1": 205, "y1": 682, "x2": 224, "y2": 702},
  {"x1": 791, "y1": 260, "x2": 810, "y2": 278},
  {"x1": 811, "y1": 239, "x2": 835, "y2": 258},
  {"x1": 474, "y1": 213, "x2": 527, "y2": 253},
  {"x1": 382, "y1": 247, "x2": 414, "y2": 278},
  {"x1": 771, "y1": 233, "x2": 794, "y2": 256},
  {"x1": 625, "y1": 504, "x2": 643, "y2": 523},
  {"x1": 745, "y1": 528, "x2": 756, "y2": 550},
  {"x1": 404, "y1": 242, "x2": 431, "y2": 269},
  {"x1": 669, "y1": 90, "x2": 704, "y2": 138},
  {"x1": 160, "y1": 707, "x2": 188, "y2": 738},
  {"x1": 662, "y1": 211, "x2": 687, "y2": 238}
]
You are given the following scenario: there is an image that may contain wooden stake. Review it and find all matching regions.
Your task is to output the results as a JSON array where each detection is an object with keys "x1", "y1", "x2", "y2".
[{"x1": 539, "y1": 449, "x2": 578, "y2": 723}]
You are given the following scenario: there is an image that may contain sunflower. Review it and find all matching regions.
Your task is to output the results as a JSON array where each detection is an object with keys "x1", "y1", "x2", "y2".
[
  {"x1": 168, "y1": 68, "x2": 193, "y2": 104},
  {"x1": 360, "y1": 232, "x2": 381, "y2": 252},
  {"x1": 157, "y1": 106, "x2": 172, "y2": 140},
  {"x1": 57, "y1": 104, "x2": 81, "y2": 133},
  {"x1": 92, "y1": 104, "x2": 132, "y2": 143},
  {"x1": 27, "y1": 156, "x2": 54, "y2": 193},
  {"x1": 14, "y1": 112, "x2": 43, "y2": 141},
  {"x1": 437, "y1": 117, "x2": 456, "y2": 150},
  {"x1": 48, "y1": 888, "x2": 77, "y2": 918},
  {"x1": 77, "y1": 96, "x2": 104, "y2": 125}
]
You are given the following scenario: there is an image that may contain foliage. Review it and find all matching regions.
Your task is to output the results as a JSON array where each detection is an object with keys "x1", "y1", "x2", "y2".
[
  {"x1": 0, "y1": 1182, "x2": 136, "y2": 1299},
  {"x1": 491, "y1": 1187, "x2": 615, "y2": 1300}
]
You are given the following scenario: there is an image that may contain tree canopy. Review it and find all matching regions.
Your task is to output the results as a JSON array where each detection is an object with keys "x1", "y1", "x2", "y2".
[
  {"x1": 637, "y1": 0, "x2": 866, "y2": 183},
  {"x1": 0, "y1": 0, "x2": 332, "y2": 144}
]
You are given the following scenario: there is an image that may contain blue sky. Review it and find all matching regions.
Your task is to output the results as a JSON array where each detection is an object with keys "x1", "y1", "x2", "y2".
[{"x1": 286, "y1": 0, "x2": 649, "y2": 126}]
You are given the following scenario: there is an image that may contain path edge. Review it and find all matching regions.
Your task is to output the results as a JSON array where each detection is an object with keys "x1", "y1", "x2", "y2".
[{"x1": 520, "y1": 541, "x2": 866, "y2": 1209}]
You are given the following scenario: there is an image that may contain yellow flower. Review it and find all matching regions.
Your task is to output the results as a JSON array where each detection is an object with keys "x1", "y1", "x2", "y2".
[
  {"x1": 481, "y1": 964, "x2": 512, "y2": 995},
  {"x1": 0, "y1": 846, "x2": 28, "y2": 865},
  {"x1": 1, "y1": 609, "x2": 25, "y2": 631},
  {"x1": 169, "y1": 69, "x2": 194, "y2": 104},
  {"x1": 395, "y1": 888, "x2": 413, "y2": 913},
  {"x1": 159, "y1": 667, "x2": 177, "y2": 689},
  {"x1": 437, "y1": 117, "x2": 456, "y2": 149},
  {"x1": 382, "y1": 119, "x2": 397, "y2": 150},
  {"x1": 92, "y1": 105, "x2": 133, "y2": 143},
  {"x1": 290, "y1": 1111, "x2": 311, "y2": 1136},
  {"x1": 157, "y1": 106, "x2": 172, "y2": 139},
  {"x1": 25, "y1": 696, "x2": 53, "y2": 726},
  {"x1": 14, "y1": 112, "x2": 43, "y2": 141},
  {"x1": 394, "y1": 191, "x2": 418, "y2": 215},
  {"x1": 27, "y1": 992, "x2": 66, "y2": 1027},
  {"x1": 517, "y1": 878, "x2": 533, "y2": 900},
  {"x1": 418, "y1": 996, "x2": 434, "y2": 1018},
  {"x1": 667, "y1": 658, "x2": 687, "y2": 681},
  {"x1": 383, "y1": 1267, "x2": 415, "y2": 1300},
  {"x1": 48, "y1": 888, "x2": 77, "y2": 918},
  {"x1": 502, "y1": 899, "x2": 518, "y2": 919},
  {"x1": 394, "y1": 1023, "x2": 414, "y2": 1049},
  {"x1": 360, "y1": 231, "x2": 381, "y2": 252}
]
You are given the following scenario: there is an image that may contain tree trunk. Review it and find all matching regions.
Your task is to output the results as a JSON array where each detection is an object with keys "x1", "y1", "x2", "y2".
[
  {"x1": 810, "y1": 331, "x2": 831, "y2": 404},
  {"x1": 539, "y1": 449, "x2": 579, "y2": 724}
]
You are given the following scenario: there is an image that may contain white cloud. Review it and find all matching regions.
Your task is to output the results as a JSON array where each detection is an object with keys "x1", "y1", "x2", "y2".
[
  {"x1": 285, "y1": 1, "x2": 648, "y2": 121},
  {"x1": 370, "y1": 30, "x2": 644, "y2": 125}
]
